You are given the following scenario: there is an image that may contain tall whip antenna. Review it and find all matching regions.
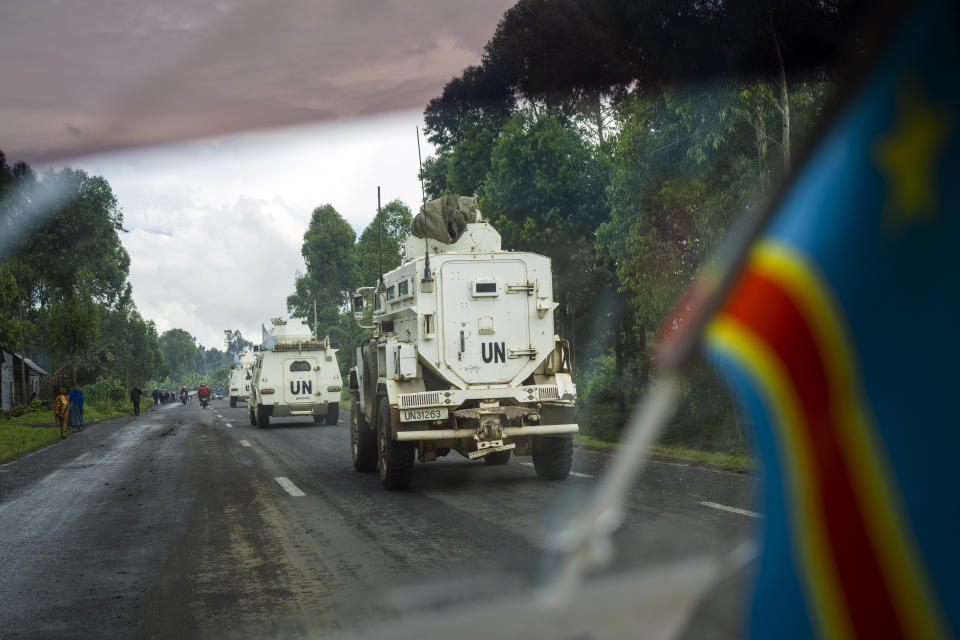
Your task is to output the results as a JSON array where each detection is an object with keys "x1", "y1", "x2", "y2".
[
  {"x1": 377, "y1": 186, "x2": 385, "y2": 293},
  {"x1": 416, "y1": 126, "x2": 433, "y2": 283}
]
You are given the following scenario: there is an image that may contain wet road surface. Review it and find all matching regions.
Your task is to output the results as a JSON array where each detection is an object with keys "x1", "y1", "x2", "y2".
[{"x1": 0, "y1": 399, "x2": 757, "y2": 639}]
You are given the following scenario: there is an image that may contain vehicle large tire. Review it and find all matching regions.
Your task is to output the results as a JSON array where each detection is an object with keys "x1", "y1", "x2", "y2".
[
  {"x1": 256, "y1": 405, "x2": 270, "y2": 429},
  {"x1": 532, "y1": 434, "x2": 573, "y2": 480},
  {"x1": 230, "y1": 396, "x2": 237, "y2": 408},
  {"x1": 325, "y1": 402, "x2": 339, "y2": 425},
  {"x1": 351, "y1": 394, "x2": 377, "y2": 472},
  {"x1": 377, "y1": 397, "x2": 414, "y2": 490},
  {"x1": 248, "y1": 404, "x2": 256, "y2": 426},
  {"x1": 484, "y1": 449, "x2": 511, "y2": 465}
]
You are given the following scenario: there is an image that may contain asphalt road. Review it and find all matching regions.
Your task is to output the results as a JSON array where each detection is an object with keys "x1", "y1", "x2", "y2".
[{"x1": 0, "y1": 399, "x2": 758, "y2": 639}]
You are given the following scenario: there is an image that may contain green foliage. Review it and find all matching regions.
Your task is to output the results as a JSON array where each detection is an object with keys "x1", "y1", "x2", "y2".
[
  {"x1": 223, "y1": 329, "x2": 253, "y2": 359},
  {"x1": 287, "y1": 204, "x2": 357, "y2": 330},
  {"x1": 409, "y1": 0, "x2": 851, "y2": 454},
  {"x1": 159, "y1": 328, "x2": 198, "y2": 380},
  {"x1": 0, "y1": 152, "x2": 165, "y2": 392},
  {"x1": 482, "y1": 110, "x2": 612, "y2": 362},
  {"x1": 446, "y1": 120, "x2": 501, "y2": 197},
  {"x1": 419, "y1": 152, "x2": 450, "y2": 200},
  {"x1": 354, "y1": 199, "x2": 412, "y2": 289}
]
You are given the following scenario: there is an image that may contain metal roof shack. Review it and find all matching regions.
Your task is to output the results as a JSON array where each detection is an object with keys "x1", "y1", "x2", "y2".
[{"x1": 0, "y1": 349, "x2": 49, "y2": 411}]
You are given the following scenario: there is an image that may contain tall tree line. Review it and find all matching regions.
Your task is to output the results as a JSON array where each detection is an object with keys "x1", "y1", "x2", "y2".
[
  {"x1": 0, "y1": 152, "x2": 167, "y2": 394},
  {"x1": 417, "y1": 0, "x2": 873, "y2": 448}
]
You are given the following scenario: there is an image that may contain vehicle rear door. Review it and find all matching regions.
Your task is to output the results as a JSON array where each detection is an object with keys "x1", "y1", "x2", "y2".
[
  {"x1": 283, "y1": 357, "x2": 319, "y2": 404},
  {"x1": 440, "y1": 259, "x2": 531, "y2": 385}
]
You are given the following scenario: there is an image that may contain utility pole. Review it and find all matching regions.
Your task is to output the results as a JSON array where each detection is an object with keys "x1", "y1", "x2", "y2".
[
  {"x1": 17, "y1": 284, "x2": 27, "y2": 405},
  {"x1": 313, "y1": 298, "x2": 318, "y2": 341}
]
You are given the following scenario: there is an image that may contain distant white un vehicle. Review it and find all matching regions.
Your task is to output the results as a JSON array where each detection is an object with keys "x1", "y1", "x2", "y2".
[
  {"x1": 350, "y1": 195, "x2": 577, "y2": 490},
  {"x1": 248, "y1": 318, "x2": 343, "y2": 428},
  {"x1": 228, "y1": 350, "x2": 256, "y2": 407}
]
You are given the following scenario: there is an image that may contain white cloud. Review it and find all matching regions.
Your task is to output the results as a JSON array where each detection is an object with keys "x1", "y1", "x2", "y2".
[{"x1": 56, "y1": 110, "x2": 434, "y2": 348}]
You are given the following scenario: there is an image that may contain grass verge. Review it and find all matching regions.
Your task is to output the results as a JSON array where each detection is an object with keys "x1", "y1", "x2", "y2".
[
  {"x1": 574, "y1": 433, "x2": 755, "y2": 473},
  {"x1": 0, "y1": 423, "x2": 61, "y2": 461}
]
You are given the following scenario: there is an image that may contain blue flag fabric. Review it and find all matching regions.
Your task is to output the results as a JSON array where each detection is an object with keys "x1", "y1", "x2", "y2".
[
  {"x1": 704, "y1": 1, "x2": 958, "y2": 638},
  {"x1": 261, "y1": 324, "x2": 278, "y2": 351}
]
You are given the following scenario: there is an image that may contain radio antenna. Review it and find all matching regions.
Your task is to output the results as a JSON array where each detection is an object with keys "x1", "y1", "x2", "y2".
[
  {"x1": 377, "y1": 186, "x2": 385, "y2": 294},
  {"x1": 416, "y1": 126, "x2": 433, "y2": 283}
]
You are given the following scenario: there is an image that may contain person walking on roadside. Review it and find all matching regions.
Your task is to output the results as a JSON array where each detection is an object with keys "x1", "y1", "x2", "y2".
[
  {"x1": 130, "y1": 386, "x2": 143, "y2": 416},
  {"x1": 151, "y1": 387, "x2": 160, "y2": 409},
  {"x1": 67, "y1": 383, "x2": 85, "y2": 432},
  {"x1": 54, "y1": 386, "x2": 69, "y2": 439}
]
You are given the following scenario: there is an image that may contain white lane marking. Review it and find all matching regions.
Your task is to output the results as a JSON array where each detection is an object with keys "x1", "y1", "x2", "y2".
[
  {"x1": 73, "y1": 452, "x2": 91, "y2": 462},
  {"x1": 520, "y1": 462, "x2": 594, "y2": 478},
  {"x1": 698, "y1": 501, "x2": 761, "y2": 519},
  {"x1": 225, "y1": 423, "x2": 232, "y2": 428},
  {"x1": 275, "y1": 476, "x2": 306, "y2": 497},
  {"x1": 239, "y1": 440, "x2": 251, "y2": 447},
  {"x1": 217, "y1": 414, "x2": 223, "y2": 418}
]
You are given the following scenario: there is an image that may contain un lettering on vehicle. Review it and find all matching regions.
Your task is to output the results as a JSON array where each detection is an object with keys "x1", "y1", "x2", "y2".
[
  {"x1": 284, "y1": 357, "x2": 318, "y2": 403},
  {"x1": 481, "y1": 341, "x2": 505, "y2": 363}
]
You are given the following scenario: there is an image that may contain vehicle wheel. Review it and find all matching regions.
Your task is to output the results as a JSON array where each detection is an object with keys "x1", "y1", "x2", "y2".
[
  {"x1": 248, "y1": 405, "x2": 256, "y2": 426},
  {"x1": 377, "y1": 397, "x2": 413, "y2": 489},
  {"x1": 230, "y1": 396, "x2": 237, "y2": 408},
  {"x1": 256, "y1": 405, "x2": 270, "y2": 429},
  {"x1": 532, "y1": 434, "x2": 573, "y2": 480},
  {"x1": 351, "y1": 394, "x2": 377, "y2": 472},
  {"x1": 484, "y1": 449, "x2": 511, "y2": 465},
  {"x1": 325, "y1": 402, "x2": 339, "y2": 425}
]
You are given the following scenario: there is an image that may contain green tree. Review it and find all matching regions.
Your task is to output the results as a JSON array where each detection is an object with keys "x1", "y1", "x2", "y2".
[
  {"x1": 481, "y1": 110, "x2": 610, "y2": 359},
  {"x1": 223, "y1": 329, "x2": 253, "y2": 359},
  {"x1": 287, "y1": 204, "x2": 357, "y2": 334},
  {"x1": 159, "y1": 329, "x2": 198, "y2": 380},
  {"x1": 354, "y1": 199, "x2": 412, "y2": 290}
]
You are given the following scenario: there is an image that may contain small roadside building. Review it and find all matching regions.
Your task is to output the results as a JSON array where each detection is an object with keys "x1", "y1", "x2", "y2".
[{"x1": 0, "y1": 349, "x2": 49, "y2": 411}]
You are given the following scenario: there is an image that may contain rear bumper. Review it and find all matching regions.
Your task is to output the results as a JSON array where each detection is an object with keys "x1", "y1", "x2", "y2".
[
  {"x1": 270, "y1": 399, "x2": 337, "y2": 417},
  {"x1": 397, "y1": 383, "x2": 574, "y2": 410},
  {"x1": 395, "y1": 423, "x2": 578, "y2": 441}
]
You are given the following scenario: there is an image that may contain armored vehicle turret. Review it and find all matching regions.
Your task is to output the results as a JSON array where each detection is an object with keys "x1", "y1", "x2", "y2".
[
  {"x1": 349, "y1": 195, "x2": 577, "y2": 489},
  {"x1": 248, "y1": 317, "x2": 343, "y2": 428}
]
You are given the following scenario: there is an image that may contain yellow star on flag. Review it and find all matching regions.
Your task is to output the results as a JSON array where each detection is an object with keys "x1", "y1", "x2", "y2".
[{"x1": 875, "y1": 93, "x2": 950, "y2": 227}]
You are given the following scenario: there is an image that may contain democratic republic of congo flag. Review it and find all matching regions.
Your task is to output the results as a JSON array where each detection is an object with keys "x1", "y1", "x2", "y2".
[{"x1": 703, "y1": 1, "x2": 958, "y2": 638}]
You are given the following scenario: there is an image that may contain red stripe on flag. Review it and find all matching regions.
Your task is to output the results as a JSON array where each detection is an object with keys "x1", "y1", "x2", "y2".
[{"x1": 722, "y1": 268, "x2": 906, "y2": 638}]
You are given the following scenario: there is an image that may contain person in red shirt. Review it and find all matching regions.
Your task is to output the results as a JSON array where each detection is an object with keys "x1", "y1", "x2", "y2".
[{"x1": 197, "y1": 382, "x2": 211, "y2": 401}]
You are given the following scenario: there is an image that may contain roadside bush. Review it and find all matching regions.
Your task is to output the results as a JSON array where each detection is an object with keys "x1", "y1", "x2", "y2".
[{"x1": 0, "y1": 399, "x2": 48, "y2": 420}]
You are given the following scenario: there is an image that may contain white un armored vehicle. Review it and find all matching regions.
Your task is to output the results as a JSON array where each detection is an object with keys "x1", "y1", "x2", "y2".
[
  {"x1": 349, "y1": 195, "x2": 577, "y2": 489},
  {"x1": 248, "y1": 317, "x2": 343, "y2": 428},
  {"x1": 228, "y1": 350, "x2": 256, "y2": 407}
]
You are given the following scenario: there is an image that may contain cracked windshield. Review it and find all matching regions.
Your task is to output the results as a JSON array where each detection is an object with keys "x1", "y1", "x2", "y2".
[{"x1": 2, "y1": 1, "x2": 957, "y2": 638}]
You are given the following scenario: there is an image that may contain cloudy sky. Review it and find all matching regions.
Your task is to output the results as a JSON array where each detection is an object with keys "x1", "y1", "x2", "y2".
[
  {"x1": 63, "y1": 113, "x2": 433, "y2": 347},
  {"x1": 1, "y1": 0, "x2": 513, "y2": 349}
]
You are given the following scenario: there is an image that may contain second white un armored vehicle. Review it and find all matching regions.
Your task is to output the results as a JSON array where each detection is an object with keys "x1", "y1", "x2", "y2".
[
  {"x1": 350, "y1": 195, "x2": 578, "y2": 489},
  {"x1": 228, "y1": 350, "x2": 256, "y2": 407},
  {"x1": 248, "y1": 317, "x2": 343, "y2": 428}
]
